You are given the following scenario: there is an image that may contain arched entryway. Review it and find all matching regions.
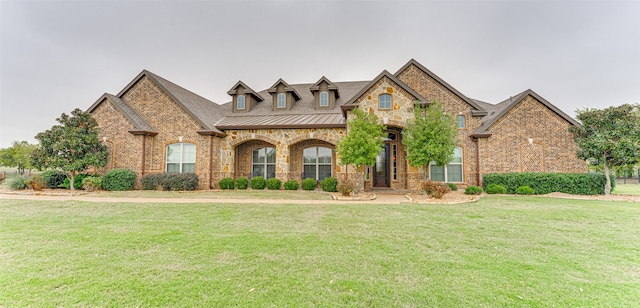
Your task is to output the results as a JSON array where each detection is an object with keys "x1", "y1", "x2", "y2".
[{"x1": 371, "y1": 127, "x2": 405, "y2": 189}]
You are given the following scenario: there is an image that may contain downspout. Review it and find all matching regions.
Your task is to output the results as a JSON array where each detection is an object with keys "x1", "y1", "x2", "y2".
[
  {"x1": 473, "y1": 137, "x2": 480, "y2": 186},
  {"x1": 209, "y1": 135, "x2": 214, "y2": 189},
  {"x1": 141, "y1": 134, "x2": 147, "y2": 178}
]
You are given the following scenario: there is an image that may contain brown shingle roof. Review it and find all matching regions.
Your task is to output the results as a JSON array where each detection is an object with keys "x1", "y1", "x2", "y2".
[{"x1": 87, "y1": 93, "x2": 157, "y2": 134}]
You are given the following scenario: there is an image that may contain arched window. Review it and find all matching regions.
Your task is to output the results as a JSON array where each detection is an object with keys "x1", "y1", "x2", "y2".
[
  {"x1": 252, "y1": 147, "x2": 276, "y2": 178},
  {"x1": 379, "y1": 94, "x2": 392, "y2": 109},
  {"x1": 319, "y1": 91, "x2": 329, "y2": 107},
  {"x1": 430, "y1": 146, "x2": 463, "y2": 182},
  {"x1": 303, "y1": 146, "x2": 332, "y2": 181},
  {"x1": 237, "y1": 95, "x2": 246, "y2": 110},
  {"x1": 166, "y1": 143, "x2": 196, "y2": 173},
  {"x1": 277, "y1": 93, "x2": 286, "y2": 108},
  {"x1": 457, "y1": 115, "x2": 465, "y2": 128}
]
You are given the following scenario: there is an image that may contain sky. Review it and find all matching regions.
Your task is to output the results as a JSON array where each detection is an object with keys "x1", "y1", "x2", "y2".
[{"x1": 1, "y1": 0, "x2": 638, "y2": 148}]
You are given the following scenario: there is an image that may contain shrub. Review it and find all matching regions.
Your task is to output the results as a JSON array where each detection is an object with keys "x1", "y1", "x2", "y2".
[
  {"x1": 465, "y1": 185, "x2": 483, "y2": 195},
  {"x1": 8, "y1": 175, "x2": 29, "y2": 190},
  {"x1": 422, "y1": 180, "x2": 451, "y2": 199},
  {"x1": 448, "y1": 183, "x2": 458, "y2": 191},
  {"x1": 141, "y1": 174, "x2": 164, "y2": 190},
  {"x1": 219, "y1": 178, "x2": 235, "y2": 190},
  {"x1": 101, "y1": 169, "x2": 136, "y2": 191},
  {"x1": 235, "y1": 177, "x2": 248, "y2": 190},
  {"x1": 482, "y1": 172, "x2": 614, "y2": 195},
  {"x1": 0, "y1": 173, "x2": 5, "y2": 183},
  {"x1": 27, "y1": 174, "x2": 46, "y2": 191},
  {"x1": 515, "y1": 185, "x2": 535, "y2": 195},
  {"x1": 82, "y1": 176, "x2": 102, "y2": 192},
  {"x1": 284, "y1": 180, "x2": 299, "y2": 190},
  {"x1": 40, "y1": 170, "x2": 67, "y2": 189},
  {"x1": 60, "y1": 173, "x2": 91, "y2": 190},
  {"x1": 321, "y1": 177, "x2": 338, "y2": 192},
  {"x1": 301, "y1": 178, "x2": 317, "y2": 191},
  {"x1": 485, "y1": 183, "x2": 507, "y2": 194},
  {"x1": 250, "y1": 176, "x2": 266, "y2": 190},
  {"x1": 266, "y1": 178, "x2": 281, "y2": 190},
  {"x1": 337, "y1": 181, "x2": 354, "y2": 196},
  {"x1": 160, "y1": 173, "x2": 199, "y2": 191}
]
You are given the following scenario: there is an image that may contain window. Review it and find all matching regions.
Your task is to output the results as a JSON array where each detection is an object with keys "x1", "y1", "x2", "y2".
[
  {"x1": 303, "y1": 146, "x2": 332, "y2": 181},
  {"x1": 430, "y1": 146, "x2": 463, "y2": 182},
  {"x1": 237, "y1": 95, "x2": 245, "y2": 110},
  {"x1": 319, "y1": 91, "x2": 329, "y2": 107},
  {"x1": 379, "y1": 94, "x2": 391, "y2": 109},
  {"x1": 252, "y1": 147, "x2": 276, "y2": 178},
  {"x1": 277, "y1": 93, "x2": 286, "y2": 108},
  {"x1": 457, "y1": 115, "x2": 465, "y2": 128},
  {"x1": 392, "y1": 144, "x2": 398, "y2": 181},
  {"x1": 166, "y1": 143, "x2": 196, "y2": 173}
]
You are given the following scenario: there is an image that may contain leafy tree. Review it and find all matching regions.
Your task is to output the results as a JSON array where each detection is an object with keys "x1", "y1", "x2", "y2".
[
  {"x1": 569, "y1": 104, "x2": 640, "y2": 195},
  {"x1": 336, "y1": 108, "x2": 386, "y2": 193},
  {"x1": 0, "y1": 141, "x2": 37, "y2": 175},
  {"x1": 402, "y1": 101, "x2": 458, "y2": 179},
  {"x1": 31, "y1": 108, "x2": 109, "y2": 190}
]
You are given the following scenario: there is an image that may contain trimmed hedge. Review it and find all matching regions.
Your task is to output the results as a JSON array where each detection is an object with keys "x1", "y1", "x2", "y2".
[
  {"x1": 141, "y1": 173, "x2": 199, "y2": 191},
  {"x1": 250, "y1": 176, "x2": 266, "y2": 190},
  {"x1": 482, "y1": 172, "x2": 614, "y2": 195},
  {"x1": 465, "y1": 185, "x2": 483, "y2": 195},
  {"x1": 448, "y1": 183, "x2": 458, "y2": 191},
  {"x1": 302, "y1": 178, "x2": 317, "y2": 191},
  {"x1": 284, "y1": 180, "x2": 299, "y2": 190},
  {"x1": 235, "y1": 177, "x2": 249, "y2": 190},
  {"x1": 102, "y1": 169, "x2": 136, "y2": 191},
  {"x1": 266, "y1": 178, "x2": 281, "y2": 190},
  {"x1": 219, "y1": 178, "x2": 234, "y2": 190},
  {"x1": 515, "y1": 185, "x2": 535, "y2": 195},
  {"x1": 40, "y1": 170, "x2": 67, "y2": 189},
  {"x1": 485, "y1": 183, "x2": 507, "y2": 194},
  {"x1": 321, "y1": 177, "x2": 338, "y2": 192},
  {"x1": 141, "y1": 174, "x2": 164, "y2": 190}
]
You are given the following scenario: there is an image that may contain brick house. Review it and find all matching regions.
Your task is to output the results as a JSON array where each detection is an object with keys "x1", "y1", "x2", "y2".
[{"x1": 87, "y1": 59, "x2": 586, "y2": 191}]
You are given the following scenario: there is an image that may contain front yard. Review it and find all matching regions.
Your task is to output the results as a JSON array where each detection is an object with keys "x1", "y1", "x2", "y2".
[{"x1": 1, "y1": 196, "x2": 638, "y2": 306}]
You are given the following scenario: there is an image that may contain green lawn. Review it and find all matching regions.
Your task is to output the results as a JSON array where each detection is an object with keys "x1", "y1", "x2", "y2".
[
  {"x1": 614, "y1": 183, "x2": 640, "y2": 195},
  {"x1": 90, "y1": 189, "x2": 334, "y2": 200},
  {"x1": 1, "y1": 197, "x2": 638, "y2": 307}
]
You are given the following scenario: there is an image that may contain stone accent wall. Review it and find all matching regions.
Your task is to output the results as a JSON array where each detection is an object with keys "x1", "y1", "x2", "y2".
[{"x1": 478, "y1": 95, "x2": 586, "y2": 176}]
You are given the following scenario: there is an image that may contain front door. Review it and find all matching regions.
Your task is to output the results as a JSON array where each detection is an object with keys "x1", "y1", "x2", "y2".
[{"x1": 374, "y1": 144, "x2": 390, "y2": 187}]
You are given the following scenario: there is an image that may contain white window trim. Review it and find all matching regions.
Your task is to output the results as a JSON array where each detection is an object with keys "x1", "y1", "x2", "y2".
[
  {"x1": 166, "y1": 142, "x2": 196, "y2": 173},
  {"x1": 430, "y1": 146, "x2": 463, "y2": 183},
  {"x1": 277, "y1": 93, "x2": 286, "y2": 108},
  {"x1": 252, "y1": 147, "x2": 276, "y2": 179},
  {"x1": 237, "y1": 95, "x2": 246, "y2": 110},
  {"x1": 303, "y1": 146, "x2": 333, "y2": 181},
  {"x1": 319, "y1": 91, "x2": 329, "y2": 107}
]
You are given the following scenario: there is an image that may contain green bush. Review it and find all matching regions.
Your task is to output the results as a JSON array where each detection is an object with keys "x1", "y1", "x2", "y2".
[
  {"x1": 40, "y1": 170, "x2": 67, "y2": 189},
  {"x1": 337, "y1": 180, "x2": 355, "y2": 196},
  {"x1": 82, "y1": 176, "x2": 102, "y2": 192},
  {"x1": 448, "y1": 183, "x2": 458, "y2": 191},
  {"x1": 302, "y1": 178, "x2": 317, "y2": 191},
  {"x1": 160, "y1": 173, "x2": 199, "y2": 191},
  {"x1": 485, "y1": 183, "x2": 507, "y2": 194},
  {"x1": 515, "y1": 185, "x2": 535, "y2": 195},
  {"x1": 250, "y1": 176, "x2": 266, "y2": 190},
  {"x1": 235, "y1": 177, "x2": 249, "y2": 190},
  {"x1": 8, "y1": 175, "x2": 29, "y2": 190},
  {"x1": 284, "y1": 180, "x2": 299, "y2": 190},
  {"x1": 60, "y1": 173, "x2": 91, "y2": 190},
  {"x1": 321, "y1": 177, "x2": 338, "y2": 192},
  {"x1": 101, "y1": 169, "x2": 136, "y2": 191},
  {"x1": 141, "y1": 174, "x2": 164, "y2": 190},
  {"x1": 266, "y1": 178, "x2": 281, "y2": 190},
  {"x1": 219, "y1": 178, "x2": 234, "y2": 190},
  {"x1": 482, "y1": 172, "x2": 614, "y2": 195},
  {"x1": 465, "y1": 185, "x2": 483, "y2": 195}
]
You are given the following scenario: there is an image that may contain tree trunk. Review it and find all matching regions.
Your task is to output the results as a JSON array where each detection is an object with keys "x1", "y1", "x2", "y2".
[
  {"x1": 603, "y1": 162, "x2": 611, "y2": 196},
  {"x1": 355, "y1": 166, "x2": 362, "y2": 194},
  {"x1": 69, "y1": 172, "x2": 76, "y2": 191}
]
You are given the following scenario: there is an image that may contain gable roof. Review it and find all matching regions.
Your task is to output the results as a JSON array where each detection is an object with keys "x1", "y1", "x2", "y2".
[
  {"x1": 473, "y1": 89, "x2": 581, "y2": 137},
  {"x1": 341, "y1": 70, "x2": 428, "y2": 113},
  {"x1": 267, "y1": 78, "x2": 302, "y2": 100},
  {"x1": 87, "y1": 93, "x2": 157, "y2": 135},
  {"x1": 395, "y1": 59, "x2": 487, "y2": 116},
  {"x1": 310, "y1": 76, "x2": 339, "y2": 98},
  {"x1": 227, "y1": 80, "x2": 264, "y2": 102}
]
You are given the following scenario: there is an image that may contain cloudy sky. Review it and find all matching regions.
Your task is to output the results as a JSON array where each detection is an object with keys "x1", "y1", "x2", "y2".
[{"x1": 1, "y1": 0, "x2": 638, "y2": 148}]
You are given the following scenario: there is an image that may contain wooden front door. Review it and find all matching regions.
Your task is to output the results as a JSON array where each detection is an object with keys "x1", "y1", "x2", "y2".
[{"x1": 373, "y1": 144, "x2": 390, "y2": 187}]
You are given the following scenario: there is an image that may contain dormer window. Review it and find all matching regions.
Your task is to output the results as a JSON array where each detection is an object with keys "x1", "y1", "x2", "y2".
[
  {"x1": 379, "y1": 94, "x2": 392, "y2": 109},
  {"x1": 319, "y1": 91, "x2": 329, "y2": 107},
  {"x1": 237, "y1": 95, "x2": 246, "y2": 110},
  {"x1": 277, "y1": 93, "x2": 286, "y2": 108}
]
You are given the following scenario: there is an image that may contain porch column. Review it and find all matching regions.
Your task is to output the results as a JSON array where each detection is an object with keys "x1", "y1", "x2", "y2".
[{"x1": 276, "y1": 144, "x2": 289, "y2": 181}]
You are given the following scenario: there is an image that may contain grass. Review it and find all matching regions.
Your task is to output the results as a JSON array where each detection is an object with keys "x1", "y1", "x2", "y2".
[
  {"x1": 1, "y1": 196, "x2": 639, "y2": 306},
  {"x1": 614, "y1": 184, "x2": 640, "y2": 195},
  {"x1": 89, "y1": 189, "x2": 333, "y2": 200}
]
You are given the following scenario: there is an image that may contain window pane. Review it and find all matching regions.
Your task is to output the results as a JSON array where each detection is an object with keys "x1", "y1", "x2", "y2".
[
  {"x1": 183, "y1": 163, "x2": 196, "y2": 174},
  {"x1": 183, "y1": 144, "x2": 196, "y2": 163},
  {"x1": 277, "y1": 93, "x2": 286, "y2": 108},
  {"x1": 318, "y1": 165, "x2": 332, "y2": 181},
  {"x1": 457, "y1": 115, "x2": 465, "y2": 128},
  {"x1": 303, "y1": 147, "x2": 316, "y2": 164},
  {"x1": 266, "y1": 165, "x2": 275, "y2": 179},
  {"x1": 430, "y1": 165, "x2": 445, "y2": 182},
  {"x1": 167, "y1": 144, "x2": 181, "y2": 163},
  {"x1": 318, "y1": 147, "x2": 332, "y2": 164},
  {"x1": 253, "y1": 148, "x2": 265, "y2": 163},
  {"x1": 237, "y1": 95, "x2": 245, "y2": 109},
  {"x1": 167, "y1": 163, "x2": 180, "y2": 173},
  {"x1": 252, "y1": 164, "x2": 264, "y2": 177},
  {"x1": 303, "y1": 165, "x2": 316, "y2": 180},
  {"x1": 266, "y1": 147, "x2": 276, "y2": 164},
  {"x1": 452, "y1": 147, "x2": 463, "y2": 163},
  {"x1": 447, "y1": 164, "x2": 463, "y2": 182},
  {"x1": 379, "y1": 94, "x2": 391, "y2": 109},
  {"x1": 320, "y1": 91, "x2": 328, "y2": 106}
]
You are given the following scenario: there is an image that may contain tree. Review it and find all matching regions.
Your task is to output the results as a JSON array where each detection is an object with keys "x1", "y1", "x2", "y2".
[
  {"x1": 31, "y1": 108, "x2": 109, "y2": 190},
  {"x1": 336, "y1": 108, "x2": 386, "y2": 193},
  {"x1": 569, "y1": 104, "x2": 640, "y2": 195},
  {"x1": 402, "y1": 101, "x2": 458, "y2": 180},
  {"x1": 0, "y1": 141, "x2": 37, "y2": 175}
]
